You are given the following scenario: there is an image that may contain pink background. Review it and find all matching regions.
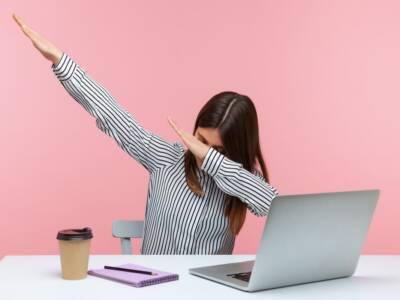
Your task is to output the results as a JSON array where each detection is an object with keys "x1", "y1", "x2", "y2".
[{"x1": 1, "y1": 0, "x2": 399, "y2": 258}]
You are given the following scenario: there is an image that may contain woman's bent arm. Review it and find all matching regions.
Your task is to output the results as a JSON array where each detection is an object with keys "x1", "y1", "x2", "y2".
[{"x1": 200, "y1": 147, "x2": 279, "y2": 217}]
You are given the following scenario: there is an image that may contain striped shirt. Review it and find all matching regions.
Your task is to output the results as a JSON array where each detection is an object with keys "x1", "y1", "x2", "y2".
[{"x1": 51, "y1": 52, "x2": 279, "y2": 254}]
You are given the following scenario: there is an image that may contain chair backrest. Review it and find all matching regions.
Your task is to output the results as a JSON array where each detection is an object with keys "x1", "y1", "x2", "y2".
[{"x1": 112, "y1": 220, "x2": 144, "y2": 254}]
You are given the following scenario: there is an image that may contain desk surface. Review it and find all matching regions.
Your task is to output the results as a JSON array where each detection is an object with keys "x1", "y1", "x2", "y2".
[{"x1": 1, "y1": 255, "x2": 399, "y2": 299}]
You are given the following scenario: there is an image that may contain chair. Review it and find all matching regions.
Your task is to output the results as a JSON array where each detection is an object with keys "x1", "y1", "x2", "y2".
[{"x1": 112, "y1": 220, "x2": 144, "y2": 254}]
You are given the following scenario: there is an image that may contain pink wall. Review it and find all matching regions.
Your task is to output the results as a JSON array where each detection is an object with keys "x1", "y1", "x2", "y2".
[{"x1": 1, "y1": 0, "x2": 399, "y2": 257}]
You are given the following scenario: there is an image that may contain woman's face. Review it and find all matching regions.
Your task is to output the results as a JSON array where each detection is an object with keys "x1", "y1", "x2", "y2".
[{"x1": 194, "y1": 127, "x2": 225, "y2": 167}]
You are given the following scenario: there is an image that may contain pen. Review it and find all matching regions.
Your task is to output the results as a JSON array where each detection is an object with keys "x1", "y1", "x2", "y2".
[{"x1": 104, "y1": 265, "x2": 158, "y2": 275}]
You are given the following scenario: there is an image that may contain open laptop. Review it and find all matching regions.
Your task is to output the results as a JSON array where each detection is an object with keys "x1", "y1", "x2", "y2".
[{"x1": 189, "y1": 189, "x2": 379, "y2": 292}]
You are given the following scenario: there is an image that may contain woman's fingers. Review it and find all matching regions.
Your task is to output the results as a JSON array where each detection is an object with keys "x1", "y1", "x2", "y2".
[
  {"x1": 13, "y1": 14, "x2": 41, "y2": 46},
  {"x1": 13, "y1": 14, "x2": 36, "y2": 41},
  {"x1": 168, "y1": 117, "x2": 210, "y2": 161},
  {"x1": 13, "y1": 14, "x2": 30, "y2": 36},
  {"x1": 168, "y1": 117, "x2": 184, "y2": 138},
  {"x1": 167, "y1": 117, "x2": 193, "y2": 148},
  {"x1": 169, "y1": 118, "x2": 194, "y2": 145},
  {"x1": 12, "y1": 13, "x2": 24, "y2": 28},
  {"x1": 13, "y1": 13, "x2": 62, "y2": 64},
  {"x1": 168, "y1": 117, "x2": 190, "y2": 147}
]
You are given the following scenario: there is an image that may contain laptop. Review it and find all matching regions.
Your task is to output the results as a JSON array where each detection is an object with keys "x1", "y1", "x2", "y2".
[{"x1": 189, "y1": 189, "x2": 379, "y2": 292}]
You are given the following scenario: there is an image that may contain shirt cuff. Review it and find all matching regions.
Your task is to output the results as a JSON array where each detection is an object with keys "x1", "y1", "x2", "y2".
[
  {"x1": 51, "y1": 52, "x2": 76, "y2": 81},
  {"x1": 200, "y1": 147, "x2": 225, "y2": 177}
]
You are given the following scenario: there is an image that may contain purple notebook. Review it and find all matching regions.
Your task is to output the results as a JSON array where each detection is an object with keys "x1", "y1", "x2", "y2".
[{"x1": 88, "y1": 263, "x2": 179, "y2": 288}]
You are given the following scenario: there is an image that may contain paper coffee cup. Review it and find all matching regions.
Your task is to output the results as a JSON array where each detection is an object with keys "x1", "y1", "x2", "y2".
[{"x1": 56, "y1": 227, "x2": 93, "y2": 280}]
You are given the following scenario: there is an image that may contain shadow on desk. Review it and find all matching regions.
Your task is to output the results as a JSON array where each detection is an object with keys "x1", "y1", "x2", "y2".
[{"x1": 251, "y1": 275, "x2": 398, "y2": 296}]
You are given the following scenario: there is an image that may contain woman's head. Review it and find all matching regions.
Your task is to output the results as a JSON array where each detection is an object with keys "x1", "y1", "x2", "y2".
[{"x1": 184, "y1": 91, "x2": 270, "y2": 235}]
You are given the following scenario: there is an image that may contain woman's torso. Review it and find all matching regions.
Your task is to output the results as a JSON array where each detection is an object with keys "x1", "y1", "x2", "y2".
[{"x1": 141, "y1": 147, "x2": 235, "y2": 254}]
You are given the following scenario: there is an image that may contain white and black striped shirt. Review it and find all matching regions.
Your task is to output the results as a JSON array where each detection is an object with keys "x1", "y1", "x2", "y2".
[{"x1": 51, "y1": 53, "x2": 279, "y2": 254}]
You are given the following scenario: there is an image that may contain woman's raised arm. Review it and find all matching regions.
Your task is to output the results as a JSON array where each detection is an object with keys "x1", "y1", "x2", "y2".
[{"x1": 13, "y1": 14, "x2": 183, "y2": 173}]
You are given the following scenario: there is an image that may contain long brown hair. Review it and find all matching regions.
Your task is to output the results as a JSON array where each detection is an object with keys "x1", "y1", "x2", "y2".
[{"x1": 184, "y1": 91, "x2": 270, "y2": 236}]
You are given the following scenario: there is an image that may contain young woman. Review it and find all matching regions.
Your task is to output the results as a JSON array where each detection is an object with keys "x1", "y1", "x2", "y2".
[{"x1": 14, "y1": 14, "x2": 279, "y2": 254}]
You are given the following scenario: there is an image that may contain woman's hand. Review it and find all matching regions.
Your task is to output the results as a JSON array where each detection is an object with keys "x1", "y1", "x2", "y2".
[
  {"x1": 168, "y1": 117, "x2": 210, "y2": 166},
  {"x1": 13, "y1": 13, "x2": 63, "y2": 65}
]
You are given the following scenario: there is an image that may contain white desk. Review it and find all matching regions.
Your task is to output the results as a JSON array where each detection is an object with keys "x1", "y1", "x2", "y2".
[{"x1": 0, "y1": 255, "x2": 399, "y2": 299}]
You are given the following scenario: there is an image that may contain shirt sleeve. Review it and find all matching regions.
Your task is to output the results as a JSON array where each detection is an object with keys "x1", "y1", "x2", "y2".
[
  {"x1": 200, "y1": 147, "x2": 279, "y2": 217},
  {"x1": 51, "y1": 52, "x2": 183, "y2": 173}
]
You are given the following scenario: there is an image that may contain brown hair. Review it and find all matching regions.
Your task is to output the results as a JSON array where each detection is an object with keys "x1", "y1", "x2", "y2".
[{"x1": 184, "y1": 91, "x2": 270, "y2": 235}]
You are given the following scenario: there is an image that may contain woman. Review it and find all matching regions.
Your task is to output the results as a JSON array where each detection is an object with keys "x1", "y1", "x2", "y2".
[{"x1": 13, "y1": 14, "x2": 279, "y2": 254}]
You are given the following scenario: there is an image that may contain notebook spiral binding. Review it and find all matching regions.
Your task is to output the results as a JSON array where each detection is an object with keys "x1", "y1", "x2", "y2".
[{"x1": 139, "y1": 274, "x2": 179, "y2": 287}]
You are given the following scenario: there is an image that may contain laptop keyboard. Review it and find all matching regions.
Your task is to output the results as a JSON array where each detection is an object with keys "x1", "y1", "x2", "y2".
[{"x1": 226, "y1": 271, "x2": 252, "y2": 282}]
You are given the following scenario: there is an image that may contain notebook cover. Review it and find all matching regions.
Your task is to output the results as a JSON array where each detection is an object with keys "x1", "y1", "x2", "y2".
[{"x1": 87, "y1": 263, "x2": 179, "y2": 288}]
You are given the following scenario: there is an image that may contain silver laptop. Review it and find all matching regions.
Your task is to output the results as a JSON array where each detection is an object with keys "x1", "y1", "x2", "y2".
[{"x1": 189, "y1": 189, "x2": 379, "y2": 292}]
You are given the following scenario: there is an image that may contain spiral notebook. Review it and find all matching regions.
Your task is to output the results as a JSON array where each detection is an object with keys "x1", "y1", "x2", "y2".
[{"x1": 88, "y1": 263, "x2": 179, "y2": 288}]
